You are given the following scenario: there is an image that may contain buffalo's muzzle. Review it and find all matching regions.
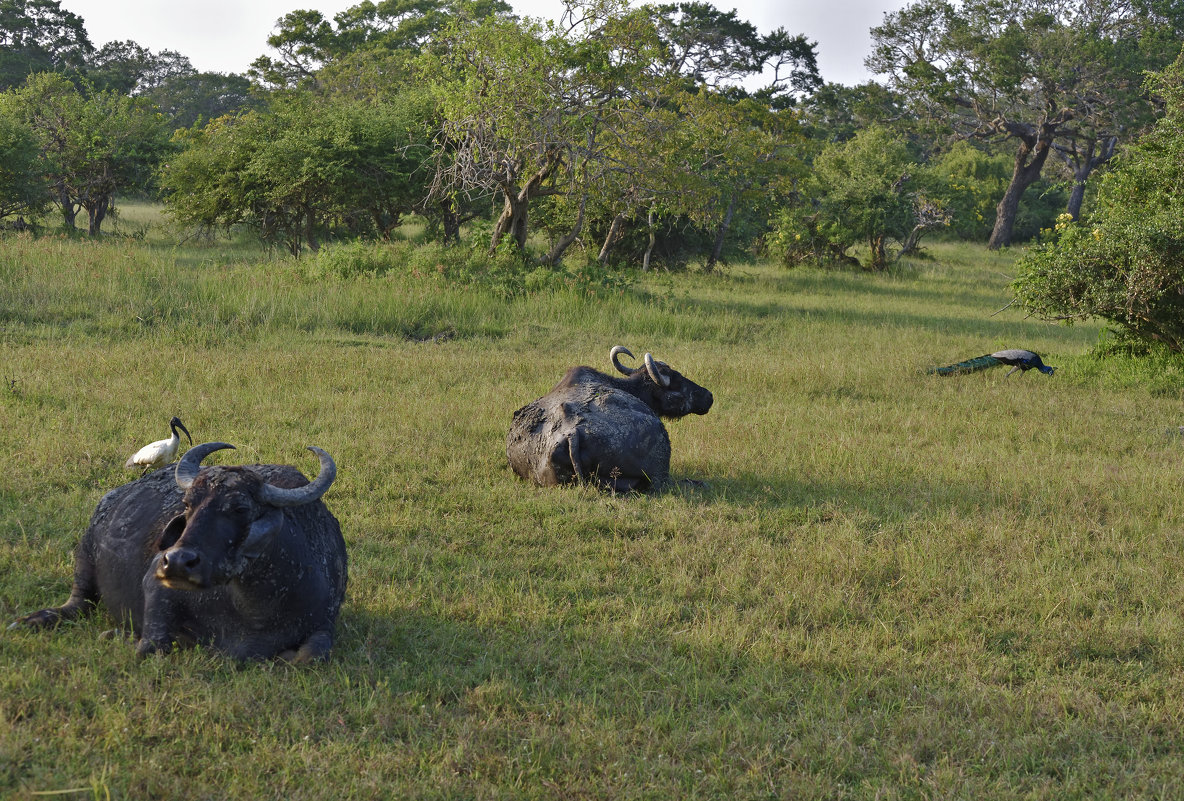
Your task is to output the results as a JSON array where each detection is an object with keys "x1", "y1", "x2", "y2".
[{"x1": 156, "y1": 547, "x2": 205, "y2": 588}]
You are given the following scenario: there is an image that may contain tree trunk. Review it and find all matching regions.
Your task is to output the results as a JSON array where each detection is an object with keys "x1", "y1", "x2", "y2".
[
  {"x1": 867, "y1": 234, "x2": 887, "y2": 271},
  {"x1": 304, "y1": 206, "x2": 319, "y2": 252},
  {"x1": 1062, "y1": 137, "x2": 1116, "y2": 221},
  {"x1": 440, "y1": 200, "x2": 461, "y2": 244},
  {"x1": 988, "y1": 127, "x2": 1055, "y2": 250},
  {"x1": 488, "y1": 152, "x2": 562, "y2": 255},
  {"x1": 490, "y1": 190, "x2": 529, "y2": 252},
  {"x1": 899, "y1": 224, "x2": 925, "y2": 256},
  {"x1": 544, "y1": 195, "x2": 586, "y2": 266},
  {"x1": 86, "y1": 195, "x2": 108, "y2": 236},
  {"x1": 642, "y1": 207, "x2": 656, "y2": 272},
  {"x1": 597, "y1": 212, "x2": 626, "y2": 264},
  {"x1": 371, "y1": 208, "x2": 400, "y2": 240},
  {"x1": 58, "y1": 186, "x2": 77, "y2": 230},
  {"x1": 705, "y1": 192, "x2": 739, "y2": 272}
]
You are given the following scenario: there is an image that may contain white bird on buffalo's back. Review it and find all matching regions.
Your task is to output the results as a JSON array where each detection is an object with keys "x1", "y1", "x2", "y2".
[{"x1": 125, "y1": 417, "x2": 193, "y2": 472}]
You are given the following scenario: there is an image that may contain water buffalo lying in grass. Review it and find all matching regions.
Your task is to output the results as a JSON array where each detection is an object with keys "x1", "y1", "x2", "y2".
[
  {"x1": 11, "y1": 442, "x2": 347, "y2": 663},
  {"x1": 506, "y1": 346, "x2": 713, "y2": 491}
]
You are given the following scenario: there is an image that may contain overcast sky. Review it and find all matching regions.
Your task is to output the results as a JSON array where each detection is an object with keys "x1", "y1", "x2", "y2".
[{"x1": 57, "y1": 0, "x2": 908, "y2": 86}]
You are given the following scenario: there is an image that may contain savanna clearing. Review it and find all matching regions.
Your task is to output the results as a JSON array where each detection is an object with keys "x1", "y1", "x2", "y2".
[{"x1": 4, "y1": 206, "x2": 1184, "y2": 800}]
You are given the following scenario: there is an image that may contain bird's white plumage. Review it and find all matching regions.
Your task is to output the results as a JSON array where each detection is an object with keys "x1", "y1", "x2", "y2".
[
  {"x1": 124, "y1": 432, "x2": 181, "y2": 470},
  {"x1": 125, "y1": 418, "x2": 192, "y2": 471}
]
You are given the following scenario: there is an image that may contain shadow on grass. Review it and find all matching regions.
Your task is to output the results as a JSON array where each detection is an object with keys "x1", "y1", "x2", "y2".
[
  {"x1": 696, "y1": 470, "x2": 1035, "y2": 522},
  {"x1": 656, "y1": 290, "x2": 1085, "y2": 343}
]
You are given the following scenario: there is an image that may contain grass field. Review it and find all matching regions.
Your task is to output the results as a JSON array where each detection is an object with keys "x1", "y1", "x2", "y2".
[{"x1": 4, "y1": 206, "x2": 1184, "y2": 799}]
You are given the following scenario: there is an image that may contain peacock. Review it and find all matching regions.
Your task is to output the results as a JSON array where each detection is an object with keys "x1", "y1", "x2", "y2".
[{"x1": 928, "y1": 349, "x2": 1056, "y2": 377}]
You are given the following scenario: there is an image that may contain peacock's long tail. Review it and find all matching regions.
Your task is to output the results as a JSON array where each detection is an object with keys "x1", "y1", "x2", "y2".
[{"x1": 927, "y1": 354, "x2": 1002, "y2": 376}]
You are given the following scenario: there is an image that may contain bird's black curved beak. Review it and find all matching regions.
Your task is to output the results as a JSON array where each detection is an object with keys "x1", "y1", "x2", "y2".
[{"x1": 172, "y1": 417, "x2": 193, "y2": 444}]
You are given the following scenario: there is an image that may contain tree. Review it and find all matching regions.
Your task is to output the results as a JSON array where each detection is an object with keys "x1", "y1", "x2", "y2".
[
  {"x1": 921, "y1": 140, "x2": 1066, "y2": 242},
  {"x1": 799, "y1": 81, "x2": 907, "y2": 145},
  {"x1": 1012, "y1": 50, "x2": 1184, "y2": 352},
  {"x1": 0, "y1": 111, "x2": 47, "y2": 221},
  {"x1": 671, "y1": 89, "x2": 806, "y2": 271},
  {"x1": 425, "y1": 4, "x2": 661, "y2": 258},
  {"x1": 86, "y1": 40, "x2": 194, "y2": 96},
  {"x1": 0, "y1": 0, "x2": 92, "y2": 90},
  {"x1": 161, "y1": 94, "x2": 434, "y2": 254},
  {"x1": 249, "y1": 0, "x2": 512, "y2": 90},
  {"x1": 868, "y1": 0, "x2": 1184, "y2": 249},
  {"x1": 648, "y1": 2, "x2": 818, "y2": 269},
  {"x1": 425, "y1": 0, "x2": 816, "y2": 266},
  {"x1": 142, "y1": 71, "x2": 259, "y2": 130},
  {"x1": 3, "y1": 72, "x2": 169, "y2": 233},
  {"x1": 650, "y1": 1, "x2": 819, "y2": 104},
  {"x1": 768, "y1": 125, "x2": 922, "y2": 270}
]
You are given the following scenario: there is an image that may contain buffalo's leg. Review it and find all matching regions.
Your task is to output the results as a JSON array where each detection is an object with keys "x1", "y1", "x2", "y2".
[
  {"x1": 607, "y1": 475, "x2": 643, "y2": 493},
  {"x1": 9, "y1": 539, "x2": 100, "y2": 630},
  {"x1": 566, "y1": 430, "x2": 585, "y2": 483},
  {"x1": 136, "y1": 567, "x2": 186, "y2": 657},
  {"x1": 278, "y1": 630, "x2": 335, "y2": 664},
  {"x1": 9, "y1": 587, "x2": 98, "y2": 630}
]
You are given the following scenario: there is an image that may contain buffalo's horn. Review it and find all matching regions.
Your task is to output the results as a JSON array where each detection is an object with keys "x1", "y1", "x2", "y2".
[
  {"x1": 257, "y1": 447, "x2": 337, "y2": 507},
  {"x1": 175, "y1": 442, "x2": 236, "y2": 489},
  {"x1": 644, "y1": 353, "x2": 671, "y2": 387},
  {"x1": 609, "y1": 345, "x2": 635, "y2": 375}
]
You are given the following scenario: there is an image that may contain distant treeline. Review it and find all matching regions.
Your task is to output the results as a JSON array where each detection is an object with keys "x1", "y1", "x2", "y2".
[{"x1": 1, "y1": 0, "x2": 1182, "y2": 288}]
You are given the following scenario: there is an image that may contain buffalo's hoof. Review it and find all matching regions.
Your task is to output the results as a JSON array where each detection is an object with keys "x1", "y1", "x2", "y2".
[
  {"x1": 278, "y1": 632, "x2": 333, "y2": 664},
  {"x1": 8, "y1": 609, "x2": 60, "y2": 630},
  {"x1": 135, "y1": 638, "x2": 170, "y2": 658}
]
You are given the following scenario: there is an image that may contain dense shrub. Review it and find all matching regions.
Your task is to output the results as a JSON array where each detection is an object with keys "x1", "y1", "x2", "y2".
[
  {"x1": 160, "y1": 92, "x2": 433, "y2": 255},
  {"x1": 767, "y1": 126, "x2": 918, "y2": 270},
  {"x1": 0, "y1": 112, "x2": 47, "y2": 222},
  {"x1": 1012, "y1": 54, "x2": 1184, "y2": 351}
]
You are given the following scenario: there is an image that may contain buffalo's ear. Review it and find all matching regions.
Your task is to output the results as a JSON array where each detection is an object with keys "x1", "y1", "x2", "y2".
[
  {"x1": 158, "y1": 515, "x2": 186, "y2": 551},
  {"x1": 240, "y1": 508, "x2": 284, "y2": 561}
]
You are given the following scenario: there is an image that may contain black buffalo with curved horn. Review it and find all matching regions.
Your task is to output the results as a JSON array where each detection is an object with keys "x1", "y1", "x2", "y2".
[
  {"x1": 507, "y1": 346, "x2": 713, "y2": 491},
  {"x1": 11, "y1": 443, "x2": 347, "y2": 663}
]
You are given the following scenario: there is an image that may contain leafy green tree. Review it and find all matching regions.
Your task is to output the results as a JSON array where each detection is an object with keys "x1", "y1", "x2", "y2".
[
  {"x1": 1012, "y1": 51, "x2": 1184, "y2": 352},
  {"x1": 249, "y1": 0, "x2": 512, "y2": 90},
  {"x1": 426, "y1": 0, "x2": 816, "y2": 266},
  {"x1": 425, "y1": 2, "x2": 665, "y2": 259},
  {"x1": 85, "y1": 40, "x2": 194, "y2": 96},
  {"x1": 670, "y1": 89, "x2": 806, "y2": 270},
  {"x1": 0, "y1": 110, "x2": 47, "y2": 221},
  {"x1": 923, "y1": 142, "x2": 1009, "y2": 241},
  {"x1": 921, "y1": 140, "x2": 1063, "y2": 242},
  {"x1": 646, "y1": 2, "x2": 817, "y2": 269},
  {"x1": 869, "y1": 0, "x2": 1184, "y2": 249},
  {"x1": 0, "y1": 0, "x2": 91, "y2": 90},
  {"x1": 799, "y1": 81, "x2": 907, "y2": 145},
  {"x1": 2, "y1": 72, "x2": 169, "y2": 233},
  {"x1": 142, "y1": 71, "x2": 258, "y2": 129},
  {"x1": 769, "y1": 125, "x2": 921, "y2": 270},
  {"x1": 161, "y1": 93, "x2": 433, "y2": 254},
  {"x1": 650, "y1": 1, "x2": 819, "y2": 104}
]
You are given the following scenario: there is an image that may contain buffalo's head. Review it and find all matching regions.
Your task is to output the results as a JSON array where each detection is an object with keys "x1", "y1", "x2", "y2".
[
  {"x1": 154, "y1": 442, "x2": 336, "y2": 589},
  {"x1": 610, "y1": 346, "x2": 714, "y2": 419}
]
